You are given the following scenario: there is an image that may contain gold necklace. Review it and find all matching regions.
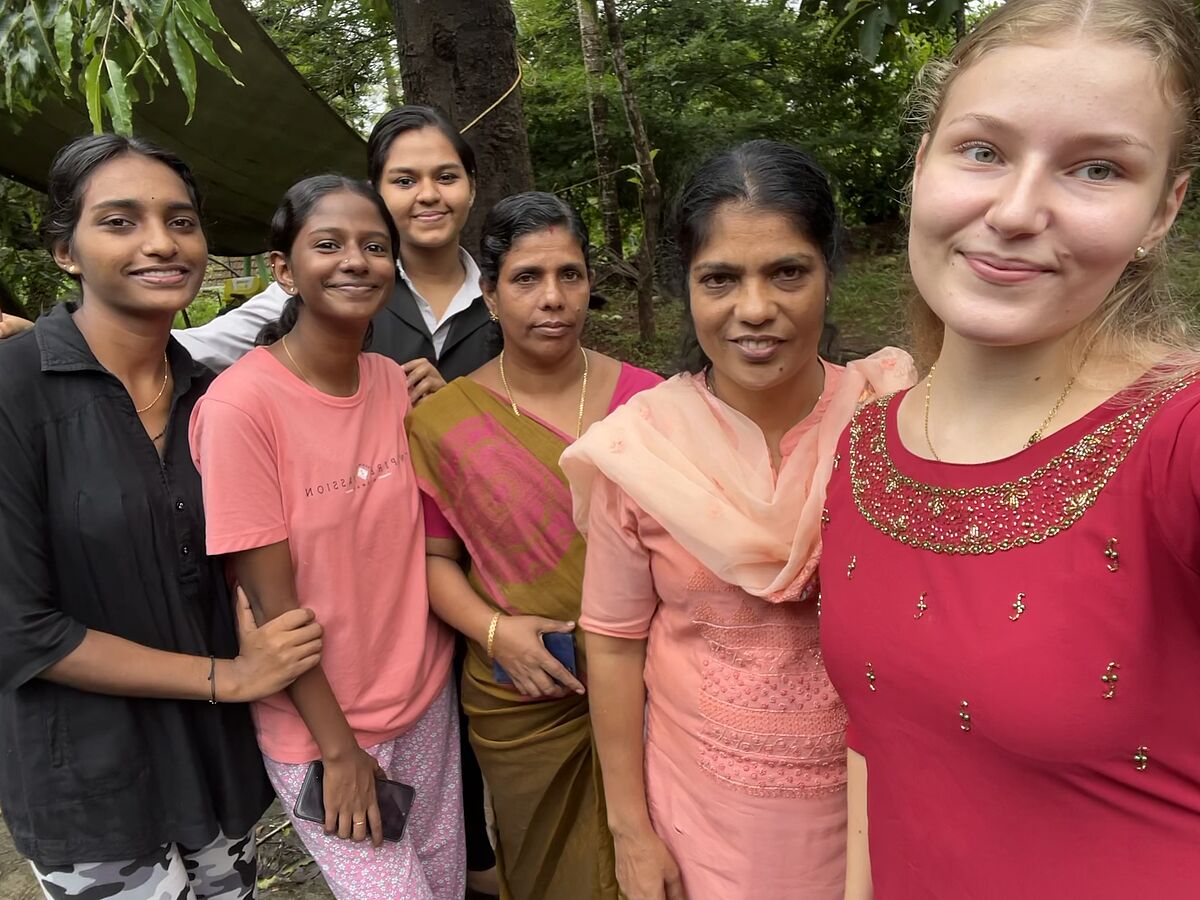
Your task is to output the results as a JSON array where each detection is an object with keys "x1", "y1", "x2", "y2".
[
  {"x1": 282, "y1": 334, "x2": 361, "y2": 395},
  {"x1": 134, "y1": 353, "x2": 170, "y2": 414},
  {"x1": 280, "y1": 334, "x2": 312, "y2": 385},
  {"x1": 499, "y1": 347, "x2": 590, "y2": 438},
  {"x1": 923, "y1": 361, "x2": 1083, "y2": 462}
]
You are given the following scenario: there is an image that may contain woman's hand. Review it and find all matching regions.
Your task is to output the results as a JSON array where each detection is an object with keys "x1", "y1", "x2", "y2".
[
  {"x1": 321, "y1": 746, "x2": 386, "y2": 846},
  {"x1": 403, "y1": 358, "x2": 447, "y2": 406},
  {"x1": 491, "y1": 616, "x2": 585, "y2": 698},
  {"x1": 0, "y1": 312, "x2": 34, "y2": 340},
  {"x1": 223, "y1": 587, "x2": 323, "y2": 701},
  {"x1": 613, "y1": 827, "x2": 686, "y2": 900}
]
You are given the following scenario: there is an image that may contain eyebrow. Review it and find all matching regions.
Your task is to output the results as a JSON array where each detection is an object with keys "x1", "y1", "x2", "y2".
[
  {"x1": 385, "y1": 163, "x2": 464, "y2": 175},
  {"x1": 945, "y1": 113, "x2": 1153, "y2": 152},
  {"x1": 90, "y1": 199, "x2": 196, "y2": 213},
  {"x1": 308, "y1": 226, "x2": 391, "y2": 240},
  {"x1": 693, "y1": 254, "x2": 815, "y2": 272}
]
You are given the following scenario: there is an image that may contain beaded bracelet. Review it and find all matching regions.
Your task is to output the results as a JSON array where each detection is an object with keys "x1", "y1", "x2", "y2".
[{"x1": 486, "y1": 612, "x2": 502, "y2": 659}]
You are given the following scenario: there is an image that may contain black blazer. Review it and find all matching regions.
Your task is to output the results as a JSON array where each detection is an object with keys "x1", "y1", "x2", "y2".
[{"x1": 371, "y1": 278, "x2": 496, "y2": 380}]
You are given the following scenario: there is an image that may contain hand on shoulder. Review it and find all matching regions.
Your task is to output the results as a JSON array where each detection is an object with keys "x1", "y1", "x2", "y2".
[{"x1": 0, "y1": 313, "x2": 34, "y2": 340}]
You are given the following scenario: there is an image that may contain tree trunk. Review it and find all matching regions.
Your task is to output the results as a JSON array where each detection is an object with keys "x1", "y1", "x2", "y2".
[
  {"x1": 577, "y1": 0, "x2": 623, "y2": 260},
  {"x1": 599, "y1": 0, "x2": 658, "y2": 341},
  {"x1": 390, "y1": 0, "x2": 535, "y2": 255},
  {"x1": 382, "y1": 40, "x2": 403, "y2": 108},
  {"x1": 953, "y1": 6, "x2": 966, "y2": 41}
]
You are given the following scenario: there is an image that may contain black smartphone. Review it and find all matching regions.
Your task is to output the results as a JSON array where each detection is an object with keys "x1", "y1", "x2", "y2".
[
  {"x1": 492, "y1": 631, "x2": 577, "y2": 686},
  {"x1": 292, "y1": 760, "x2": 416, "y2": 843}
]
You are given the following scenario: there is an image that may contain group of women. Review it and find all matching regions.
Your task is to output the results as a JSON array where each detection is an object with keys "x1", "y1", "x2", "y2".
[{"x1": 1, "y1": 0, "x2": 1199, "y2": 898}]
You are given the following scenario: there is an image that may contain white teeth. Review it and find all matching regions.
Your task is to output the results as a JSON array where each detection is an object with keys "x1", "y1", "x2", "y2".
[{"x1": 738, "y1": 339, "x2": 778, "y2": 350}]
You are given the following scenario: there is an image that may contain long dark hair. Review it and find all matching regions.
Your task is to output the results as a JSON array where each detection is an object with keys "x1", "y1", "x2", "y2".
[
  {"x1": 671, "y1": 140, "x2": 843, "y2": 372},
  {"x1": 366, "y1": 105, "x2": 477, "y2": 187},
  {"x1": 43, "y1": 133, "x2": 202, "y2": 280},
  {"x1": 256, "y1": 175, "x2": 400, "y2": 346}
]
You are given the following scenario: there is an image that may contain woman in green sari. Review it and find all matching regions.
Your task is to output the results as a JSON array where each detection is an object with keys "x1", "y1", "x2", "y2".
[{"x1": 407, "y1": 192, "x2": 660, "y2": 899}]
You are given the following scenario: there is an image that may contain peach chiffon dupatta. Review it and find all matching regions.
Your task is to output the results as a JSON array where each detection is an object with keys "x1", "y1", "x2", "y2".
[{"x1": 562, "y1": 349, "x2": 916, "y2": 601}]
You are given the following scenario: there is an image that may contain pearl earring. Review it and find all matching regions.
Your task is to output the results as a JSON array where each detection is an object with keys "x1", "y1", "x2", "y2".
[{"x1": 1134, "y1": 246, "x2": 1148, "y2": 260}]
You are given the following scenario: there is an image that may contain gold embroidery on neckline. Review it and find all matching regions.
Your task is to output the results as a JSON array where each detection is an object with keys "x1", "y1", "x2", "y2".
[{"x1": 848, "y1": 375, "x2": 1197, "y2": 555}]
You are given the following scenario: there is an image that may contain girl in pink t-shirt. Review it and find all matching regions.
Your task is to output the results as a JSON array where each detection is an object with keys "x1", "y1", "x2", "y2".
[{"x1": 190, "y1": 176, "x2": 461, "y2": 900}]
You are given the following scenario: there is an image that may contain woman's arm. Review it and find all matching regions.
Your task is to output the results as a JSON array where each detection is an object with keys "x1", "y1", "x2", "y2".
[
  {"x1": 425, "y1": 537, "x2": 583, "y2": 697},
  {"x1": 586, "y1": 631, "x2": 684, "y2": 900},
  {"x1": 233, "y1": 541, "x2": 385, "y2": 847},
  {"x1": 41, "y1": 588, "x2": 321, "y2": 701},
  {"x1": 0, "y1": 402, "x2": 318, "y2": 701},
  {"x1": 844, "y1": 748, "x2": 873, "y2": 900},
  {"x1": 171, "y1": 282, "x2": 287, "y2": 371}
]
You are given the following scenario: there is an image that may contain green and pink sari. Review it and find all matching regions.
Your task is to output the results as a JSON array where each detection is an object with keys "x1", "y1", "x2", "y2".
[{"x1": 406, "y1": 363, "x2": 660, "y2": 900}]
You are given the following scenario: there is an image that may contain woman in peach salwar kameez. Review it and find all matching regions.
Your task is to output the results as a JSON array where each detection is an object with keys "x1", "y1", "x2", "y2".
[{"x1": 561, "y1": 142, "x2": 914, "y2": 900}]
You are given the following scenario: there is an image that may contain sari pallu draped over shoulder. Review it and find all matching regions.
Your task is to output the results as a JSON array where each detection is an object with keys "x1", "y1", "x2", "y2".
[
  {"x1": 407, "y1": 377, "x2": 620, "y2": 900},
  {"x1": 561, "y1": 349, "x2": 917, "y2": 601}
]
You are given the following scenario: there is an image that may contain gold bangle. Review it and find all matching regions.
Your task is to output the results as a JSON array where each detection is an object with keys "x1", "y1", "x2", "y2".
[{"x1": 486, "y1": 612, "x2": 501, "y2": 659}]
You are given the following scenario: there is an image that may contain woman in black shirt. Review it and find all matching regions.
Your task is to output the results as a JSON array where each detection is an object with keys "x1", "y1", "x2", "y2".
[{"x1": 0, "y1": 134, "x2": 323, "y2": 899}]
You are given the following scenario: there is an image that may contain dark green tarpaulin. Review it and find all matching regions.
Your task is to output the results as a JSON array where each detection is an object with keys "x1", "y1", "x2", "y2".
[{"x1": 0, "y1": 0, "x2": 366, "y2": 255}]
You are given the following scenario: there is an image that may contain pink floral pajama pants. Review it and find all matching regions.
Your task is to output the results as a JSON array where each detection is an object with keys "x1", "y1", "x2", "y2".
[{"x1": 263, "y1": 679, "x2": 465, "y2": 899}]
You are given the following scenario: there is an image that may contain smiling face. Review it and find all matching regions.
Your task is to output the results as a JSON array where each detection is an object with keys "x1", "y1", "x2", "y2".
[
  {"x1": 375, "y1": 127, "x2": 474, "y2": 252},
  {"x1": 909, "y1": 36, "x2": 1190, "y2": 350},
  {"x1": 688, "y1": 202, "x2": 827, "y2": 394},
  {"x1": 271, "y1": 190, "x2": 397, "y2": 331},
  {"x1": 483, "y1": 225, "x2": 591, "y2": 363},
  {"x1": 53, "y1": 153, "x2": 207, "y2": 318}
]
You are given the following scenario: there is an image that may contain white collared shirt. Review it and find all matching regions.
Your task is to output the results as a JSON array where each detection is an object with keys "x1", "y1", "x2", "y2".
[
  {"x1": 173, "y1": 249, "x2": 482, "y2": 371},
  {"x1": 400, "y1": 247, "x2": 482, "y2": 359}
]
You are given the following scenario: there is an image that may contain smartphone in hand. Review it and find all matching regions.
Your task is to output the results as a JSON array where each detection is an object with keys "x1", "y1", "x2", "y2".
[{"x1": 292, "y1": 760, "x2": 415, "y2": 842}]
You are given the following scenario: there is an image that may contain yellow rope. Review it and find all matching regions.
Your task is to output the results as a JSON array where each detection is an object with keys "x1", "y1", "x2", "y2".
[{"x1": 460, "y1": 58, "x2": 524, "y2": 133}]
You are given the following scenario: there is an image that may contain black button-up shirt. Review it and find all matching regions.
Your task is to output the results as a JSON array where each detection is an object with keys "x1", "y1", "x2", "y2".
[{"x1": 0, "y1": 304, "x2": 271, "y2": 865}]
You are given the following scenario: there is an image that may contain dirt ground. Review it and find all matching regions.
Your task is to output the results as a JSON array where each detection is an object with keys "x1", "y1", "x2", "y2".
[{"x1": 0, "y1": 804, "x2": 334, "y2": 899}]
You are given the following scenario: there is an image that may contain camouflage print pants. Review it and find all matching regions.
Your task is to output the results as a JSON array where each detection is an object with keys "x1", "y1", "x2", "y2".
[{"x1": 29, "y1": 827, "x2": 256, "y2": 900}]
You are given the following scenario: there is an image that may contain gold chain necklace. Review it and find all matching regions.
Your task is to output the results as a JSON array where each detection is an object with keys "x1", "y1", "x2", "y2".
[
  {"x1": 498, "y1": 347, "x2": 590, "y2": 438},
  {"x1": 923, "y1": 360, "x2": 1085, "y2": 462},
  {"x1": 134, "y1": 353, "x2": 170, "y2": 414},
  {"x1": 282, "y1": 333, "x2": 360, "y2": 394},
  {"x1": 280, "y1": 334, "x2": 312, "y2": 385}
]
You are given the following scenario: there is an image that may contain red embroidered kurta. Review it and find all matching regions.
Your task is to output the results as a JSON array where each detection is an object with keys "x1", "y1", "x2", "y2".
[{"x1": 820, "y1": 375, "x2": 1200, "y2": 899}]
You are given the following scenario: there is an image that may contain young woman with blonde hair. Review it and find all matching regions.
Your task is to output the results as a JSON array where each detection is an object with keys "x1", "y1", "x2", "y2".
[{"x1": 819, "y1": 1, "x2": 1200, "y2": 896}]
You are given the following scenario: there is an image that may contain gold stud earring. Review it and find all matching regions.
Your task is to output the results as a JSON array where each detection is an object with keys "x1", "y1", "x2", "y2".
[
  {"x1": 66, "y1": 265, "x2": 77, "y2": 274},
  {"x1": 1134, "y1": 246, "x2": 1148, "y2": 260},
  {"x1": 488, "y1": 311, "x2": 499, "y2": 322}
]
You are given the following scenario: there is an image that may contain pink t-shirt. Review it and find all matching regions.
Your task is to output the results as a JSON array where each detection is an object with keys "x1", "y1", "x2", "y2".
[{"x1": 190, "y1": 347, "x2": 453, "y2": 764}]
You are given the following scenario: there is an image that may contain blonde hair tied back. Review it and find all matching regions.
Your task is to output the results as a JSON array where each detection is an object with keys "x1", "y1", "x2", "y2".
[{"x1": 906, "y1": 0, "x2": 1200, "y2": 386}]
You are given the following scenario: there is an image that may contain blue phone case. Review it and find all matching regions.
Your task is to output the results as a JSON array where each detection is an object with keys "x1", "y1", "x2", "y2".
[{"x1": 493, "y1": 631, "x2": 577, "y2": 685}]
